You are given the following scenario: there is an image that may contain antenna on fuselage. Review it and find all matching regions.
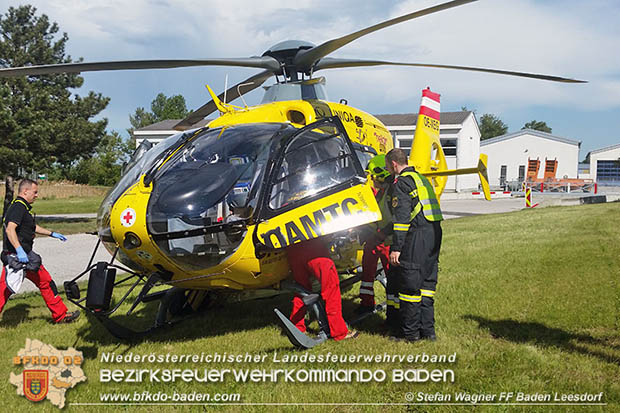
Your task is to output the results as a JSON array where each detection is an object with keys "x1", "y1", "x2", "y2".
[{"x1": 237, "y1": 82, "x2": 254, "y2": 108}]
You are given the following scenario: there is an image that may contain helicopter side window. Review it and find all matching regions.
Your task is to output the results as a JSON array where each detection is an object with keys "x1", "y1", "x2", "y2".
[
  {"x1": 146, "y1": 123, "x2": 288, "y2": 272},
  {"x1": 352, "y1": 143, "x2": 378, "y2": 174},
  {"x1": 268, "y1": 126, "x2": 358, "y2": 210}
]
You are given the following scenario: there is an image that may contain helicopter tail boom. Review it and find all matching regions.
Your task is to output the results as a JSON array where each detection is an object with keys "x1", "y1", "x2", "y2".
[{"x1": 421, "y1": 153, "x2": 491, "y2": 200}]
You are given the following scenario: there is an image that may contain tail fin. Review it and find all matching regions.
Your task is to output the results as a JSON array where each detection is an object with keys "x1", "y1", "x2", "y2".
[
  {"x1": 410, "y1": 88, "x2": 449, "y2": 196},
  {"x1": 409, "y1": 87, "x2": 491, "y2": 201}
]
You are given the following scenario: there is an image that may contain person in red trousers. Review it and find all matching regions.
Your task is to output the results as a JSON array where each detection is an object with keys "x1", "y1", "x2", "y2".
[
  {"x1": 1, "y1": 179, "x2": 80, "y2": 324},
  {"x1": 287, "y1": 237, "x2": 358, "y2": 340},
  {"x1": 357, "y1": 154, "x2": 393, "y2": 314}
]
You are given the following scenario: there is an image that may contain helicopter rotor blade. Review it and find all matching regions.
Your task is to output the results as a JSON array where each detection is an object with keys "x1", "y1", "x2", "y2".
[
  {"x1": 293, "y1": 0, "x2": 477, "y2": 71},
  {"x1": 0, "y1": 57, "x2": 281, "y2": 77},
  {"x1": 313, "y1": 58, "x2": 587, "y2": 83},
  {"x1": 172, "y1": 69, "x2": 274, "y2": 130}
]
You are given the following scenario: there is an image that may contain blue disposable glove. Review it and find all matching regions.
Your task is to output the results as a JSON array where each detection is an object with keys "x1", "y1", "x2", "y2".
[
  {"x1": 51, "y1": 232, "x2": 67, "y2": 242},
  {"x1": 16, "y1": 246, "x2": 29, "y2": 263}
]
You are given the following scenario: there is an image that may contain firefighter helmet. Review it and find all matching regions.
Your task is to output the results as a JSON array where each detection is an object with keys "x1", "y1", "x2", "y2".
[{"x1": 365, "y1": 154, "x2": 391, "y2": 182}]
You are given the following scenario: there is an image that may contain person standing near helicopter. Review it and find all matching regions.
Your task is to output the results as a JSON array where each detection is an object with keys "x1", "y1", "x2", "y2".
[
  {"x1": 357, "y1": 155, "x2": 393, "y2": 315},
  {"x1": 287, "y1": 237, "x2": 358, "y2": 341},
  {"x1": 0, "y1": 179, "x2": 80, "y2": 324},
  {"x1": 385, "y1": 148, "x2": 442, "y2": 342}
]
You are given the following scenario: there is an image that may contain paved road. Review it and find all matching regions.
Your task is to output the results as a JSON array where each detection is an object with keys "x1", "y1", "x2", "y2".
[{"x1": 441, "y1": 198, "x2": 524, "y2": 219}]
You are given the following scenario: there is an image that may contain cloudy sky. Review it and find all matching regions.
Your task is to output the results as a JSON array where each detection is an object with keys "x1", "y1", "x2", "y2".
[{"x1": 2, "y1": 0, "x2": 619, "y2": 157}]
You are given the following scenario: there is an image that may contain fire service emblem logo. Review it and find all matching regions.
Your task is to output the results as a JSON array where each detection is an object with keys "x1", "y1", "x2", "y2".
[{"x1": 23, "y1": 370, "x2": 49, "y2": 402}]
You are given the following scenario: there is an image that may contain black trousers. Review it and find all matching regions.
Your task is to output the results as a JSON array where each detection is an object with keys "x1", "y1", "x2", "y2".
[
  {"x1": 385, "y1": 262, "x2": 400, "y2": 332},
  {"x1": 396, "y1": 222, "x2": 441, "y2": 340}
]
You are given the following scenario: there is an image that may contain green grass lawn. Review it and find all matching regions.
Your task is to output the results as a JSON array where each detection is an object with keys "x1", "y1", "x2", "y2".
[
  {"x1": 0, "y1": 196, "x2": 104, "y2": 215},
  {"x1": 1, "y1": 195, "x2": 101, "y2": 239},
  {"x1": 1, "y1": 202, "x2": 619, "y2": 412},
  {"x1": 30, "y1": 196, "x2": 104, "y2": 215}
]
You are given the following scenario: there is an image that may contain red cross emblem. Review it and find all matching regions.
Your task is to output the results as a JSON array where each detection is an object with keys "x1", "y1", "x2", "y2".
[
  {"x1": 123, "y1": 211, "x2": 133, "y2": 224},
  {"x1": 120, "y1": 208, "x2": 136, "y2": 227}
]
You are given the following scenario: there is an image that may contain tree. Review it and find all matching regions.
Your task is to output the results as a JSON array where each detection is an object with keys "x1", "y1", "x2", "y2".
[
  {"x1": 65, "y1": 131, "x2": 134, "y2": 186},
  {"x1": 0, "y1": 5, "x2": 109, "y2": 177},
  {"x1": 479, "y1": 113, "x2": 508, "y2": 140},
  {"x1": 460, "y1": 106, "x2": 477, "y2": 116},
  {"x1": 522, "y1": 120, "x2": 552, "y2": 133},
  {"x1": 128, "y1": 93, "x2": 189, "y2": 134}
]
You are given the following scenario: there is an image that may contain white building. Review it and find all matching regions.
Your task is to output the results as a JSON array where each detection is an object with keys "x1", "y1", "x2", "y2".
[
  {"x1": 586, "y1": 143, "x2": 620, "y2": 184},
  {"x1": 134, "y1": 111, "x2": 483, "y2": 192},
  {"x1": 375, "y1": 111, "x2": 481, "y2": 192},
  {"x1": 480, "y1": 129, "x2": 581, "y2": 187}
]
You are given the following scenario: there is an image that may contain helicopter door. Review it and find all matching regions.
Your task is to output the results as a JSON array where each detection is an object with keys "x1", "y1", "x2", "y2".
[{"x1": 256, "y1": 117, "x2": 381, "y2": 249}]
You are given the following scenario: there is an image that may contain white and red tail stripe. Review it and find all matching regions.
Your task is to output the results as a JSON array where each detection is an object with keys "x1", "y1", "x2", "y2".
[{"x1": 419, "y1": 88, "x2": 440, "y2": 120}]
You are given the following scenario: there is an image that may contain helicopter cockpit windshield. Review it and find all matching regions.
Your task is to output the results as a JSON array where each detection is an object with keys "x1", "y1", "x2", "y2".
[{"x1": 146, "y1": 123, "x2": 288, "y2": 271}]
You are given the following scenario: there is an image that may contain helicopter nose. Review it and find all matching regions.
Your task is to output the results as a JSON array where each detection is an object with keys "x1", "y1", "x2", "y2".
[{"x1": 107, "y1": 181, "x2": 157, "y2": 273}]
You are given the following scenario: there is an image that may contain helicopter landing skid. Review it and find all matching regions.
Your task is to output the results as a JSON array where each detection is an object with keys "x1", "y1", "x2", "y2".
[
  {"x1": 275, "y1": 280, "x2": 332, "y2": 348},
  {"x1": 274, "y1": 308, "x2": 328, "y2": 349},
  {"x1": 66, "y1": 269, "x2": 192, "y2": 340},
  {"x1": 62, "y1": 239, "x2": 200, "y2": 339}
]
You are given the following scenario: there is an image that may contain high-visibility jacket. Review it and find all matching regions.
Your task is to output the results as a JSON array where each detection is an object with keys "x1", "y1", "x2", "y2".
[
  {"x1": 389, "y1": 167, "x2": 442, "y2": 252},
  {"x1": 399, "y1": 171, "x2": 443, "y2": 222}
]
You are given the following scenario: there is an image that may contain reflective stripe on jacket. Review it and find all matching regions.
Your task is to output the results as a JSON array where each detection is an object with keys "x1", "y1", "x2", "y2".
[{"x1": 399, "y1": 171, "x2": 443, "y2": 222}]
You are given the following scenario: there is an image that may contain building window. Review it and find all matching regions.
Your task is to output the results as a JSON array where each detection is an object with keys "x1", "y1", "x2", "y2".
[
  {"x1": 500, "y1": 165, "x2": 507, "y2": 186},
  {"x1": 440, "y1": 138, "x2": 457, "y2": 156},
  {"x1": 518, "y1": 165, "x2": 525, "y2": 182},
  {"x1": 398, "y1": 139, "x2": 413, "y2": 149}
]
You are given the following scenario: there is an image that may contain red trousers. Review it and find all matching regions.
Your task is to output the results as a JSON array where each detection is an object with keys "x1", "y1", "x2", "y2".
[
  {"x1": 0, "y1": 264, "x2": 68, "y2": 323},
  {"x1": 287, "y1": 239, "x2": 348, "y2": 341},
  {"x1": 360, "y1": 242, "x2": 390, "y2": 306}
]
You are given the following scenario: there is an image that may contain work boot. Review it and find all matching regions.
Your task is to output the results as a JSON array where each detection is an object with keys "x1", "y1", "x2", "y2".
[
  {"x1": 58, "y1": 310, "x2": 80, "y2": 324},
  {"x1": 342, "y1": 329, "x2": 360, "y2": 340}
]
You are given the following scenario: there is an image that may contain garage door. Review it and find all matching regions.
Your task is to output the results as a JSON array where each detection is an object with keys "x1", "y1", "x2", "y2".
[{"x1": 597, "y1": 160, "x2": 620, "y2": 184}]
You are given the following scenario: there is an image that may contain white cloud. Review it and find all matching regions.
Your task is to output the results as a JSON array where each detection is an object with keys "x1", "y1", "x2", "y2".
[{"x1": 1, "y1": 0, "x2": 619, "y2": 143}]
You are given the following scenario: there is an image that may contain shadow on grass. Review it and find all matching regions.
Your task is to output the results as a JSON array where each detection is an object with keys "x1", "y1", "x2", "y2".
[
  {"x1": 1, "y1": 303, "x2": 30, "y2": 326},
  {"x1": 1, "y1": 301, "x2": 54, "y2": 326},
  {"x1": 75, "y1": 293, "x2": 300, "y2": 348},
  {"x1": 73, "y1": 292, "x2": 377, "y2": 354},
  {"x1": 464, "y1": 315, "x2": 620, "y2": 366}
]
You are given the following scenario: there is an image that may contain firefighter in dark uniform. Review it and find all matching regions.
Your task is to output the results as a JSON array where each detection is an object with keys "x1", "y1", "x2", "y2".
[
  {"x1": 385, "y1": 149, "x2": 442, "y2": 342},
  {"x1": 0, "y1": 179, "x2": 80, "y2": 323}
]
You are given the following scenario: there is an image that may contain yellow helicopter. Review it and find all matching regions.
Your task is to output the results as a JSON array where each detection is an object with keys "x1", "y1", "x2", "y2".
[{"x1": 0, "y1": 0, "x2": 584, "y2": 344}]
